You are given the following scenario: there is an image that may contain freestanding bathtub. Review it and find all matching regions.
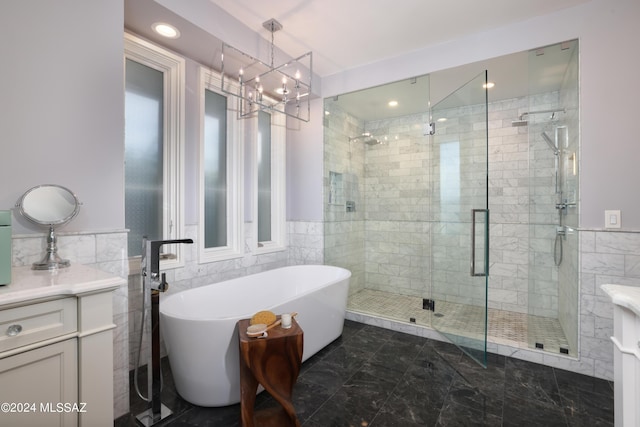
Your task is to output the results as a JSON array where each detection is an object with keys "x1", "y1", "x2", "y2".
[{"x1": 159, "y1": 265, "x2": 351, "y2": 407}]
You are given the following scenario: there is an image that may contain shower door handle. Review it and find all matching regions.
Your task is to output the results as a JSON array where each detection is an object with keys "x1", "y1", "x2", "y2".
[{"x1": 470, "y1": 209, "x2": 489, "y2": 277}]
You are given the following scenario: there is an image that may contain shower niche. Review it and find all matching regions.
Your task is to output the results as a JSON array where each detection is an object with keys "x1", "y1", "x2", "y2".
[{"x1": 323, "y1": 39, "x2": 580, "y2": 361}]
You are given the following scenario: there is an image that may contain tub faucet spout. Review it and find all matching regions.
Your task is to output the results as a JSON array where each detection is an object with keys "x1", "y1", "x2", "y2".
[{"x1": 141, "y1": 237, "x2": 193, "y2": 289}]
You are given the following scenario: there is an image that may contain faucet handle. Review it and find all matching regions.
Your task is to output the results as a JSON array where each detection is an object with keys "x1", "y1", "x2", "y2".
[{"x1": 159, "y1": 273, "x2": 169, "y2": 292}]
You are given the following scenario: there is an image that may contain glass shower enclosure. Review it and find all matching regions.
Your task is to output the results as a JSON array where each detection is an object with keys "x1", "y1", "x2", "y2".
[
  {"x1": 323, "y1": 71, "x2": 490, "y2": 366},
  {"x1": 323, "y1": 39, "x2": 579, "y2": 365}
]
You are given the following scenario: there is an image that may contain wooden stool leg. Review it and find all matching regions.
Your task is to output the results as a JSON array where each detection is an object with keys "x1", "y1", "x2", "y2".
[
  {"x1": 239, "y1": 346, "x2": 259, "y2": 427},
  {"x1": 244, "y1": 334, "x2": 303, "y2": 427},
  {"x1": 238, "y1": 319, "x2": 304, "y2": 427}
]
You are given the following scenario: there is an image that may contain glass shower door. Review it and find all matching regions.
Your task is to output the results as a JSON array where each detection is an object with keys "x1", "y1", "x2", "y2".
[{"x1": 430, "y1": 71, "x2": 489, "y2": 367}]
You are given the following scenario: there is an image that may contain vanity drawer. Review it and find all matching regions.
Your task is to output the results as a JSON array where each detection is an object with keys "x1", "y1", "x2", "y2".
[{"x1": 0, "y1": 298, "x2": 77, "y2": 353}]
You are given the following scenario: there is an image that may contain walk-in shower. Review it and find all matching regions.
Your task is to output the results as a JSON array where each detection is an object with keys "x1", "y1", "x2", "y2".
[{"x1": 324, "y1": 39, "x2": 579, "y2": 362}]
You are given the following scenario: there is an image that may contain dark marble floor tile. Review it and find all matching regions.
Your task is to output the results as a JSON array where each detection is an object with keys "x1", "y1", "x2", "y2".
[
  {"x1": 116, "y1": 320, "x2": 614, "y2": 427},
  {"x1": 428, "y1": 338, "x2": 464, "y2": 363},
  {"x1": 505, "y1": 358, "x2": 562, "y2": 407},
  {"x1": 370, "y1": 410, "x2": 430, "y2": 427},
  {"x1": 554, "y1": 367, "x2": 614, "y2": 396},
  {"x1": 388, "y1": 329, "x2": 432, "y2": 346},
  {"x1": 561, "y1": 388, "x2": 614, "y2": 426},
  {"x1": 165, "y1": 405, "x2": 241, "y2": 427},
  {"x1": 445, "y1": 376, "x2": 504, "y2": 418},
  {"x1": 380, "y1": 363, "x2": 454, "y2": 425},
  {"x1": 309, "y1": 369, "x2": 397, "y2": 427},
  {"x1": 503, "y1": 393, "x2": 568, "y2": 427},
  {"x1": 290, "y1": 377, "x2": 339, "y2": 423},
  {"x1": 300, "y1": 344, "x2": 371, "y2": 393},
  {"x1": 340, "y1": 324, "x2": 396, "y2": 353},
  {"x1": 298, "y1": 358, "x2": 356, "y2": 395},
  {"x1": 342, "y1": 319, "x2": 367, "y2": 336},
  {"x1": 368, "y1": 339, "x2": 425, "y2": 374},
  {"x1": 436, "y1": 400, "x2": 503, "y2": 426},
  {"x1": 447, "y1": 350, "x2": 505, "y2": 396}
]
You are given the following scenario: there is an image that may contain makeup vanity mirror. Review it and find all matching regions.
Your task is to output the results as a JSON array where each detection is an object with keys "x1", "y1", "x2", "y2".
[{"x1": 16, "y1": 184, "x2": 81, "y2": 270}]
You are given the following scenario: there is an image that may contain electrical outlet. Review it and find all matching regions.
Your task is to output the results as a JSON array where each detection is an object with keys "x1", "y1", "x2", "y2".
[{"x1": 605, "y1": 210, "x2": 621, "y2": 229}]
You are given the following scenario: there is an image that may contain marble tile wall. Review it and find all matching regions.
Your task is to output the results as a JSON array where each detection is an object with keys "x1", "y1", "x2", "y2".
[
  {"x1": 579, "y1": 230, "x2": 640, "y2": 380},
  {"x1": 323, "y1": 102, "x2": 367, "y2": 295}
]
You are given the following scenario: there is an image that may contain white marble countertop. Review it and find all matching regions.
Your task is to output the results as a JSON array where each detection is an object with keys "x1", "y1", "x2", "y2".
[
  {"x1": 0, "y1": 264, "x2": 125, "y2": 308},
  {"x1": 601, "y1": 284, "x2": 640, "y2": 317}
]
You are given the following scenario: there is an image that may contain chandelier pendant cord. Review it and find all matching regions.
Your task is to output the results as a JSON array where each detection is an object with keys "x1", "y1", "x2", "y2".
[{"x1": 270, "y1": 22, "x2": 275, "y2": 68}]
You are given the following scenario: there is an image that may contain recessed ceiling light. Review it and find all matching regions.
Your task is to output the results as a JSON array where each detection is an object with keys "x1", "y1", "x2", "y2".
[
  {"x1": 483, "y1": 82, "x2": 495, "y2": 89},
  {"x1": 152, "y1": 22, "x2": 180, "y2": 39},
  {"x1": 437, "y1": 117, "x2": 447, "y2": 122},
  {"x1": 388, "y1": 100, "x2": 398, "y2": 107}
]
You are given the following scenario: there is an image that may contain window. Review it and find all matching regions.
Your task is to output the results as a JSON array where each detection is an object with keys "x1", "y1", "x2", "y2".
[
  {"x1": 254, "y1": 105, "x2": 286, "y2": 253},
  {"x1": 124, "y1": 33, "x2": 186, "y2": 271},
  {"x1": 198, "y1": 66, "x2": 243, "y2": 262}
]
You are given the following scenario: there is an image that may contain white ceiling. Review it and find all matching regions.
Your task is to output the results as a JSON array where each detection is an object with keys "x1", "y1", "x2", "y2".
[
  {"x1": 125, "y1": 0, "x2": 585, "y2": 120},
  {"x1": 206, "y1": 0, "x2": 588, "y2": 77}
]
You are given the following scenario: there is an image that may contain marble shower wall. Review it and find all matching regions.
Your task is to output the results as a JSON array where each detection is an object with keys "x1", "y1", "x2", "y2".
[
  {"x1": 364, "y1": 115, "x2": 431, "y2": 299},
  {"x1": 323, "y1": 102, "x2": 366, "y2": 295}
]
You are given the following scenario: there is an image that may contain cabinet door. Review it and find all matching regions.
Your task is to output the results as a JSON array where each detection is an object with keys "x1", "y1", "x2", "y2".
[{"x1": 0, "y1": 340, "x2": 77, "y2": 427}]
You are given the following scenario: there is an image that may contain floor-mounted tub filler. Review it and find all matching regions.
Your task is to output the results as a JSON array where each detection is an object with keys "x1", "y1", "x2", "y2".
[{"x1": 160, "y1": 265, "x2": 351, "y2": 407}]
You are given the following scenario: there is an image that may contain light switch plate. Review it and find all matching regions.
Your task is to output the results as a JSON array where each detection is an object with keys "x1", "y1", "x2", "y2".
[{"x1": 605, "y1": 210, "x2": 621, "y2": 229}]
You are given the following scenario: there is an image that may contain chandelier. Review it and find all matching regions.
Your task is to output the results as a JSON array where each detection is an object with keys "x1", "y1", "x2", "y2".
[{"x1": 220, "y1": 18, "x2": 312, "y2": 122}]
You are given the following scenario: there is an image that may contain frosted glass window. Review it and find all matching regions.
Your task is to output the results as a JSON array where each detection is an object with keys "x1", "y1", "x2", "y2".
[
  {"x1": 257, "y1": 110, "x2": 272, "y2": 243},
  {"x1": 203, "y1": 89, "x2": 227, "y2": 248},
  {"x1": 198, "y1": 66, "x2": 243, "y2": 263},
  {"x1": 125, "y1": 59, "x2": 163, "y2": 257},
  {"x1": 124, "y1": 33, "x2": 186, "y2": 271}
]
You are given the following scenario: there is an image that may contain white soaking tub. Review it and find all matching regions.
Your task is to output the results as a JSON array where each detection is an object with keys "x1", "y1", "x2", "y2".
[{"x1": 160, "y1": 265, "x2": 351, "y2": 406}]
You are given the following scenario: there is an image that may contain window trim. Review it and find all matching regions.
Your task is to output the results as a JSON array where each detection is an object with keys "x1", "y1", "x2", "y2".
[
  {"x1": 124, "y1": 32, "x2": 186, "y2": 274},
  {"x1": 253, "y1": 104, "x2": 286, "y2": 254},
  {"x1": 198, "y1": 66, "x2": 244, "y2": 263}
]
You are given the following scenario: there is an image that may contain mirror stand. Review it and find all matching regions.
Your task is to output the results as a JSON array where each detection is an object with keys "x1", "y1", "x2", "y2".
[
  {"x1": 16, "y1": 184, "x2": 80, "y2": 271},
  {"x1": 32, "y1": 226, "x2": 70, "y2": 270}
]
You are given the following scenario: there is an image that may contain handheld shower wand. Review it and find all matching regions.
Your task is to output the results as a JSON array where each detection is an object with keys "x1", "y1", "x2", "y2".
[{"x1": 136, "y1": 237, "x2": 193, "y2": 427}]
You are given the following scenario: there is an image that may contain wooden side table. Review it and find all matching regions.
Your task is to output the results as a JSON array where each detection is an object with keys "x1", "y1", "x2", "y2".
[{"x1": 238, "y1": 317, "x2": 304, "y2": 427}]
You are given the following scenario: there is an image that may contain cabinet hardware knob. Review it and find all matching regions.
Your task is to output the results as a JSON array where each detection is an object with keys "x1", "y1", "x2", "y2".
[{"x1": 6, "y1": 324, "x2": 22, "y2": 337}]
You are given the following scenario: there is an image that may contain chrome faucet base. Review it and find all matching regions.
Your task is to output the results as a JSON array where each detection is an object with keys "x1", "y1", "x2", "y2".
[
  {"x1": 137, "y1": 237, "x2": 193, "y2": 426},
  {"x1": 135, "y1": 404, "x2": 173, "y2": 427}
]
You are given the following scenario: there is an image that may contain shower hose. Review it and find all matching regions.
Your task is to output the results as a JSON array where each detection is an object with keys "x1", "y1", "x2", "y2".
[{"x1": 554, "y1": 232, "x2": 563, "y2": 266}]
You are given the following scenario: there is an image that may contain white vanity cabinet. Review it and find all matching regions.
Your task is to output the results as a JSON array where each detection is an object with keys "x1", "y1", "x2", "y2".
[
  {"x1": 0, "y1": 265, "x2": 123, "y2": 427},
  {"x1": 602, "y1": 284, "x2": 640, "y2": 427}
]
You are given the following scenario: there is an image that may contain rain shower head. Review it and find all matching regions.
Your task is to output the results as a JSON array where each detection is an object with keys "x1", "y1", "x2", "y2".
[
  {"x1": 511, "y1": 108, "x2": 566, "y2": 127},
  {"x1": 349, "y1": 132, "x2": 381, "y2": 145}
]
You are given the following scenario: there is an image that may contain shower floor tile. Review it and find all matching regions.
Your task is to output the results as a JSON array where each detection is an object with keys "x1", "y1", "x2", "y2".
[{"x1": 347, "y1": 288, "x2": 572, "y2": 355}]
